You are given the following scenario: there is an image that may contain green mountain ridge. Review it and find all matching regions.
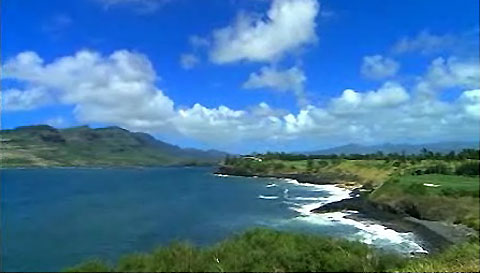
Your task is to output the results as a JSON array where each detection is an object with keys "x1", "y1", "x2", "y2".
[{"x1": 0, "y1": 125, "x2": 228, "y2": 167}]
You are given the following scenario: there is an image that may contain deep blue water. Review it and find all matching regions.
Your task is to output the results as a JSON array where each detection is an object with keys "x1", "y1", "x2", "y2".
[{"x1": 1, "y1": 167, "x2": 425, "y2": 272}]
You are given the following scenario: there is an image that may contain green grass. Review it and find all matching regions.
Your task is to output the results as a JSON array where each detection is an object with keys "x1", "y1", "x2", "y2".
[
  {"x1": 370, "y1": 174, "x2": 480, "y2": 230},
  {"x1": 64, "y1": 229, "x2": 404, "y2": 272},
  {"x1": 396, "y1": 241, "x2": 480, "y2": 272},
  {"x1": 227, "y1": 158, "x2": 397, "y2": 186},
  {"x1": 64, "y1": 229, "x2": 480, "y2": 272},
  {"x1": 393, "y1": 174, "x2": 479, "y2": 197}
]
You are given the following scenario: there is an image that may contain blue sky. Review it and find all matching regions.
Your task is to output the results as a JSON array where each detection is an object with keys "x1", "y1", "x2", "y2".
[{"x1": 1, "y1": 0, "x2": 479, "y2": 153}]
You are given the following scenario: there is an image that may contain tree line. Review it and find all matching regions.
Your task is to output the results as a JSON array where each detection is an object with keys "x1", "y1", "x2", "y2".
[{"x1": 236, "y1": 148, "x2": 480, "y2": 161}]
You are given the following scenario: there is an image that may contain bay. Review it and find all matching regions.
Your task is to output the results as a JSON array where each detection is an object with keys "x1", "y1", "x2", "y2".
[{"x1": 1, "y1": 167, "x2": 425, "y2": 272}]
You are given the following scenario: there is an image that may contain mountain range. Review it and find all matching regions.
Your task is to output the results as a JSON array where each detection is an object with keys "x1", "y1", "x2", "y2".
[
  {"x1": 0, "y1": 125, "x2": 228, "y2": 167},
  {"x1": 303, "y1": 142, "x2": 479, "y2": 155}
]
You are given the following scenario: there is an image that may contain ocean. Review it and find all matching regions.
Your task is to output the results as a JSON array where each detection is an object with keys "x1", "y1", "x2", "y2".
[{"x1": 1, "y1": 167, "x2": 425, "y2": 272}]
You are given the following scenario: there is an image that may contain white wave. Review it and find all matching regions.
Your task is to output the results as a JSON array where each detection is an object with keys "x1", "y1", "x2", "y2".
[
  {"x1": 282, "y1": 179, "x2": 351, "y2": 197},
  {"x1": 280, "y1": 182, "x2": 351, "y2": 215},
  {"x1": 282, "y1": 201, "x2": 300, "y2": 206},
  {"x1": 283, "y1": 178, "x2": 301, "y2": 185},
  {"x1": 266, "y1": 183, "x2": 277, "y2": 188},
  {"x1": 258, "y1": 195, "x2": 279, "y2": 200},
  {"x1": 214, "y1": 174, "x2": 230, "y2": 177},
  {"x1": 288, "y1": 197, "x2": 322, "y2": 201},
  {"x1": 295, "y1": 211, "x2": 427, "y2": 254},
  {"x1": 277, "y1": 178, "x2": 426, "y2": 254}
]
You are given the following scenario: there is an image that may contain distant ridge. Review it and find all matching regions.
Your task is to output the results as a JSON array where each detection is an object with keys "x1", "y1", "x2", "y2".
[
  {"x1": 0, "y1": 125, "x2": 228, "y2": 167},
  {"x1": 302, "y1": 142, "x2": 480, "y2": 155}
]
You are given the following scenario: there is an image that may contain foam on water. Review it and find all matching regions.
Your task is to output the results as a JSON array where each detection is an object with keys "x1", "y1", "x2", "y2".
[
  {"x1": 288, "y1": 197, "x2": 323, "y2": 201},
  {"x1": 214, "y1": 174, "x2": 427, "y2": 254},
  {"x1": 258, "y1": 195, "x2": 280, "y2": 200},
  {"x1": 277, "y1": 178, "x2": 427, "y2": 254},
  {"x1": 295, "y1": 211, "x2": 427, "y2": 254}
]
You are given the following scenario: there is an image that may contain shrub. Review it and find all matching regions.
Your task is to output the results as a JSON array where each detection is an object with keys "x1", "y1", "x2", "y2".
[
  {"x1": 273, "y1": 162, "x2": 285, "y2": 171},
  {"x1": 424, "y1": 163, "x2": 451, "y2": 175},
  {"x1": 64, "y1": 229, "x2": 406, "y2": 272},
  {"x1": 396, "y1": 242, "x2": 480, "y2": 272},
  {"x1": 65, "y1": 229, "x2": 480, "y2": 273},
  {"x1": 317, "y1": 160, "x2": 329, "y2": 168},
  {"x1": 455, "y1": 161, "x2": 480, "y2": 176},
  {"x1": 64, "y1": 259, "x2": 111, "y2": 272}
]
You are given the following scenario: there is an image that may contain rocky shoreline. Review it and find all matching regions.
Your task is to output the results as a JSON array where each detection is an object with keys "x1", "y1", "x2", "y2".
[
  {"x1": 215, "y1": 165, "x2": 359, "y2": 185},
  {"x1": 312, "y1": 188, "x2": 476, "y2": 253},
  {"x1": 215, "y1": 166, "x2": 477, "y2": 254}
]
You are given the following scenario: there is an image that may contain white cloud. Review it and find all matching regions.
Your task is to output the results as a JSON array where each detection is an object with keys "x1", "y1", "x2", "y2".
[
  {"x1": 243, "y1": 66, "x2": 305, "y2": 92},
  {"x1": 243, "y1": 66, "x2": 307, "y2": 105},
  {"x1": 2, "y1": 87, "x2": 52, "y2": 111},
  {"x1": 3, "y1": 50, "x2": 479, "y2": 152},
  {"x1": 96, "y1": 0, "x2": 167, "y2": 12},
  {"x1": 457, "y1": 89, "x2": 480, "y2": 120},
  {"x1": 43, "y1": 116, "x2": 68, "y2": 128},
  {"x1": 189, "y1": 35, "x2": 210, "y2": 48},
  {"x1": 392, "y1": 29, "x2": 480, "y2": 58},
  {"x1": 3, "y1": 50, "x2": 176, "y2": 132},
  {"x1": 361, "y1": 55, "x2": 399, "y2": 79},
  {"x1": 393, "y1": 30, "x2": 455, "y2": 54},
  {"x1": 331, "y1": 82, "x2": 409, "y2": 115},
  {"x1": 179, "y1": 53, "x2": 199, "y2": 70},
  {"x1": 209, "y1": 0, "x2": 319, "y2": 63},
  {"x1": 415, "y1": 57, "x2": 480, "y2": 98}
]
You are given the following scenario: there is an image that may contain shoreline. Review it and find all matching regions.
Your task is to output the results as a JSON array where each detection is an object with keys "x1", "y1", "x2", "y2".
[
  {"x1": 215, "y1": 165, "x2": 358, "y2": 185},
  {"x1": 214, "y1": 167, "x2": 475, "y2": 254}
]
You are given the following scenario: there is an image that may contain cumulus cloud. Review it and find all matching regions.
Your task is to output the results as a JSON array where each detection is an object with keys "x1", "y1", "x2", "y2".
[
  {"x1": 361, "y1": 55, "x2": 399, "y2": 79},
  {"x1": 3, "y1": 50, "x2": 176, "y2": 132},
  {"x1": 209, "y1": 0, "x2": 319, "y2": 63},
  {"x1": 2, "y1": 87, "x2": 53, "y2": 111},
  {"x1": 331, "y1": 82, "x2": 409, "y2": 115},
  {"x1": 415, "y1": 57, "x2": 480, "y2": 98},
  {"x1": 243, "y1": 66, "x2": 307, "y2": 105},
  {"x1": 179, "y1": 53, "x2": 199, "y2": 70},
  {"x1": 3, "y1": 50, "x2": 479, "y2": 152},
  {"x1": 457, "y1": 89, "x2": 480, "y2": 120}
]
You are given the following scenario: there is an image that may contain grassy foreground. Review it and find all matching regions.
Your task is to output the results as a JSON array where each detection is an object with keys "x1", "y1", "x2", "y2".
[{"x1": 65, "y1": 229, "x2": 479, "y2": 272}]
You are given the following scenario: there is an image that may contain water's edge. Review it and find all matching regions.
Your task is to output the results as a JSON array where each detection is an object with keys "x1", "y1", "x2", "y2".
[{"x1": 213, "y1": 172, "x2": 430, "y2": 255}]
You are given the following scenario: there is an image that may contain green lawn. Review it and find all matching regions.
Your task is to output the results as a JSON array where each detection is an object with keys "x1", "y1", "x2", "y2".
[
  {"x1": 370, "y1": 174, "x2": 480, "y2": 230},
  {"x1": 397, "y1": 174, "x2": 479, "y2": 197}
]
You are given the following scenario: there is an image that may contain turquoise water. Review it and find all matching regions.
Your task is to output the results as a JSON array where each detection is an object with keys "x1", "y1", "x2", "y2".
[{"x1": 1, "y1": 167, "x2": 425, "y2": 272}]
